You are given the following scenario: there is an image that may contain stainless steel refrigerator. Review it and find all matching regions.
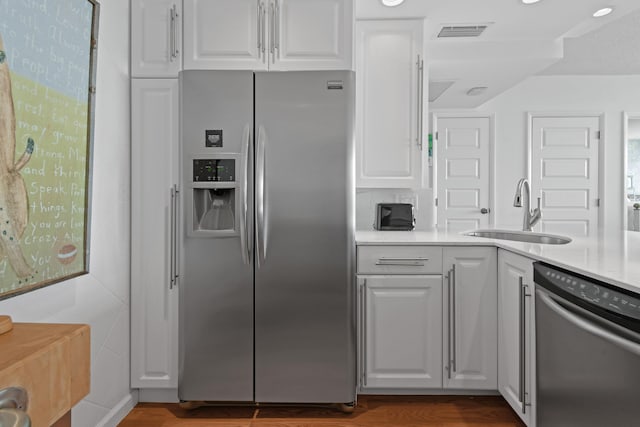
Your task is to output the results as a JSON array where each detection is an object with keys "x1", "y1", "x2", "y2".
[{"x1": 178, "y1": 70, "x2": 356, "y2": 405}]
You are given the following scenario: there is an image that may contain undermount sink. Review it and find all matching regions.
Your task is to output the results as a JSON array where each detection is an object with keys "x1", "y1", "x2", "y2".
[{"x1": 464, "y1": 229, "x2": 572, "y2": 245}]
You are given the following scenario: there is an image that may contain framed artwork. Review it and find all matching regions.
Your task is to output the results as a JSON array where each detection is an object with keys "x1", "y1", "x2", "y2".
[{"x1": 0, "y1": 0, "x2": 99, "y2": 299}]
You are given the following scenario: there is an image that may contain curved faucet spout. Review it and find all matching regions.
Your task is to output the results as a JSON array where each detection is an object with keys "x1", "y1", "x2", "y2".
[{"x1": 513, "y1": 178, "x2": 541, "y2": 231}]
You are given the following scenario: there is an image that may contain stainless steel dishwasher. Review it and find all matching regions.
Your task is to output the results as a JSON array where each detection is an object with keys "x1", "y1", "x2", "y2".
[{"x1": 534, "y1": 261, "x2": 640, "y2": 427}]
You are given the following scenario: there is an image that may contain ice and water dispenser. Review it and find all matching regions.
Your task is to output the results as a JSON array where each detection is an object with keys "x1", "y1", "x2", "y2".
[{"x1": 189, "y1": 157, "x2": 239, "y2": 235}]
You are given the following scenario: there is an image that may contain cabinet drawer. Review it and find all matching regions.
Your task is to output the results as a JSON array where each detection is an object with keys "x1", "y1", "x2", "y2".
[{"x1": 357, "y1": 246, "x2": 443, "y2": 274}]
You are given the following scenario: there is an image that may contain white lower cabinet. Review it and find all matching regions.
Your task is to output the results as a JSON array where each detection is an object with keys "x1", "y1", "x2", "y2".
[
  {"x1": 131, "y1": 79, "x2": 180, "y2": 392},
  {"x1": 357, "y1": 245, "x2": 497, "y2": 392},
  {"x1": 359, "y1": 275, "x2": 442, "y2": 389},
  {"x1": 498, "y1": 249, "x2": 536, "y2": 426},
  {"x1": 443, "y1": 247, "x2": 498, "y2": 390}
]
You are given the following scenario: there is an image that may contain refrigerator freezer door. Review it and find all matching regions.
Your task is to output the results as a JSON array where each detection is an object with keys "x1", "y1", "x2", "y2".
[
  {"x1": 254, "y1": 71, "x2": 356, "y2": 403},
  {"x1": 179, "y1": 70, "x2": 255, "y2": 401}
]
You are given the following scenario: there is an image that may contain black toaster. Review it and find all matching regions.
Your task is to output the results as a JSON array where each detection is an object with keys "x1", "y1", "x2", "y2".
[{"x1": 374, "y1": 203, "x2": 415, "y2": 231}]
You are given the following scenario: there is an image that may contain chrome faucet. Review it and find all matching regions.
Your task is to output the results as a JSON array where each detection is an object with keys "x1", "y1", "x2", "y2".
[{"x1": 513, "y1": 178, "x2": 541, "y2": 231}]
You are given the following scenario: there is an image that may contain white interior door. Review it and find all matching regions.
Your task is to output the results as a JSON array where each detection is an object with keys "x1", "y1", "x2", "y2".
[
  {"x1": 530, "y1": 115, "x2": 600, "y2": 237},
  {"x1": 436, "y1": 116, "x2": 491, "y2": 231}
]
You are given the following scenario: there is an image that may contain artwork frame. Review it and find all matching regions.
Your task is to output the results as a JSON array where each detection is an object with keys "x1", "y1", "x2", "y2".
[{"x1": 0, "y1": 0, "x2": 100, "y2": 300}]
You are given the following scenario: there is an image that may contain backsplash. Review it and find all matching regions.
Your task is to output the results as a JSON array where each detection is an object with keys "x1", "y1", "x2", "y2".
[{"x1": 356, "y1": 188, "x2": 435, "y2": 231}]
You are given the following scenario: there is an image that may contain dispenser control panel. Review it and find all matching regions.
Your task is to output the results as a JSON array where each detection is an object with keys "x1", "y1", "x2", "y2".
[{"x1": 193, "y1": 159, "x2": 235, "y2": 182}]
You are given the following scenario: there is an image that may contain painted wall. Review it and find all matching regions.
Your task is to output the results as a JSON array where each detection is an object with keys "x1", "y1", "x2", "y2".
[
  {"x1": 480, "y1": 74, "x2": 640, "y2": 233},
  {"x1": 0, "y1": 0, "x2": 133, "y2": 425},
  {"x1": 358, "y1": 74, "x2": 640, "y2": 234}
]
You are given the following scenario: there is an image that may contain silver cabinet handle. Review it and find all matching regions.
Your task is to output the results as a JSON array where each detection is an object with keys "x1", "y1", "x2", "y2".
[
  {"x1": 359, "y1": 278, "x2": 367, "y2": 388},
  {"x1": 523, "y1": 283, "x2": 531, "y2": 413},
  {"x1": 446, "y1": 268, "x2": 452, "y2": 379},
  {"x1": 170, "y1": 4, "x2": 179, "y2": 61},
  {"x1": 169, "y1": 186, "x2": 176, "y2": 289},
  {"x1": 261, "y1": 2, "x2": 267, "y2": 63},
  {"x1": 451, "y1": 263, "x2": 457, "y2": 373},
  {"x1": 518, "y1": 277, "x2": 525, "y2": 409},
  {"x1": 416, "y1": 55, "x2": 424, "y2": 149},
  {"x1": 257, "y1": 0, "x2": 262, "y2": 56},
  {"x1": 256, "y1": 126, "x2": 267, "y2": 266},
  {"x1": 375, "y1": 257, "x2": 428, "y2": 266},
  {"x1": 269, "y1": 1, "x2": 275, "y2": 62},
  {"x1": 274, "y1": 0, "x2": 280, "y2": 56},
  {"x1": 172, "y1": 184, "x2": 179, "y2": 286}
]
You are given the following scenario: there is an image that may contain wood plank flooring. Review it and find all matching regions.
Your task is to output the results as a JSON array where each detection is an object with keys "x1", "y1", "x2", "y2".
[{"x1": 118, "y1": 395, "x2": 526, "y2": 427}]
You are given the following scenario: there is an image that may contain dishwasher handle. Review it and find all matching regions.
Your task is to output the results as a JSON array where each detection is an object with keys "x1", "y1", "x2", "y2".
[{"x1": 537, "y1": 289, "x2": 640, "y2": 357}]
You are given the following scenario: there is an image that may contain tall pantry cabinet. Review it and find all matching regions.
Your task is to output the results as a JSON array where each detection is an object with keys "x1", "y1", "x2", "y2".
[
  {"x1": 130, "y1": 0, "x2": 354, "y2": 401},
  {"x1": 130, "y1": 0, "x2": 182, "y2": 400}
]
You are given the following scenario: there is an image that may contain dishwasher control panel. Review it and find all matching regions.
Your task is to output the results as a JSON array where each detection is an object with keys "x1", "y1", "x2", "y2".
[{"x1": 534, "y1": 263, "x2": 640, "y2": 321}]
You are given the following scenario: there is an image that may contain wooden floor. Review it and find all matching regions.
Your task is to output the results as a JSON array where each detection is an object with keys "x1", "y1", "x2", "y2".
[{"x1": 119, "y1": 395, "x2": 526, "y2": 427}]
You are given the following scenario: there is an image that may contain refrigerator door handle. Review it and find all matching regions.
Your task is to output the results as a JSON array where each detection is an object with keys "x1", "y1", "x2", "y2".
[
  {"x1": 240, "y1": 126, "x2": 252, "y2": 265},
  {"x1": 256, "y1": 126, "x2": 267, "y2": 266}
]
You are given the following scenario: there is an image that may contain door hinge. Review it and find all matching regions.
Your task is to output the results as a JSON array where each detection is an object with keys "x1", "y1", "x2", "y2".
[
  {"x1": 435, "y1": 198, "x2": 438, "y2": 207},
  {"x1": 596, "y1": 198, "x2": 600, "y2": 207},
  {"x1": 435, "y1": 131, "x2": 439, "y2": 140},
  {"x1": 596, "y1": 130, "x2": 601, "y2": 140}
]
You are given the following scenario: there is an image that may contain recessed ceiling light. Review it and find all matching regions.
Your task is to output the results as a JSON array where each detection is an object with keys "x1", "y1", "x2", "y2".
[
  {"x1": 381, "y1": 0, "x2": 405, "y2": 7},
  {"x1": 593, "y1": 7, "x2": 613, "y2": 17},
  {"x1": 466, "y1": 87, "x2": 488, "y2": 96},
  {"x1": 522, "y1": 0, "x2": 541, "y2": 4}
]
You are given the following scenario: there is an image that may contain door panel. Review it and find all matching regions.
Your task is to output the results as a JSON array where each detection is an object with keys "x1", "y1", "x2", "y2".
[
  {"x1": 530, "y1": 116, "x2": 600, "y2": 237},
  {"x1": 443, "y1": 247, "x2": 497, "y2": 390},
  {"x1": 131, "y1": 79, "x2": 180, "y2": 388},
  {"x1": 355, "y1": 20, "x2": 423, "y2": 188},
  {"x1": 437, "y1": 117, "x2": 491, "y2": 231},
  {"x1": 362, "y1": 276, "x2": 442, "y2": 389},
  {"x1": 498, "y1": 250, "x2": 534, "y2": 425},
  {"x1": 179, "y1": 71, "x2": 255, "y2": 401},
  {"x1": 254, "y1": 71, "x2": 355, "y2": 403},
  {"x1": 183, "y1": 0, "x2": 265, "y2": 70},
  {"x1": 272, "y1": 0, "x2": 352, "y2": 70}
]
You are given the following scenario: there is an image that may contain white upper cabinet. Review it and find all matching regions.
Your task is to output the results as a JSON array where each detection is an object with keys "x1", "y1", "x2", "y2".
[
  {"x1": 183, "y1": 0, "x2": 265, "y2": 70},
  {"x1": 356, "y1": 19, "x2": 425, "y2": 188},
  {"x1": 183, "y1": 0, "x2": 353, "y2": 71},
  {"x1": 270, "y1": 0, "x2": 353, "y2": 70},
  {"x1": 131, "y1": 0, "x2": 182, "y2": 77}
]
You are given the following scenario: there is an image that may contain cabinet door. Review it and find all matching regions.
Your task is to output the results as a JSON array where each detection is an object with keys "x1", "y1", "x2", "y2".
[
  {"x1": 355, "y1": 20, "x2": 424, "y2": 188},
  {"x1": 183, "y1": 0, "x2": 267, "y2": 70},
  {"x1": 360, "y1": 275, "x2": 442, "y2": 389},
  {"x1": 498, "y1": 250, "x2": 535, "y2": 425},
  {"x1": 443, "y1": 247, "x2": 497, "y2": 390},
  {"x1": 131, "y1": 79, "x2": 180, "y2": 389},
  {"x1": 131, "y1": 0, "x2": 182, "y2": 77},
  {"x1": 270, "y1": 0, "x2": 353, "y2": 70}
]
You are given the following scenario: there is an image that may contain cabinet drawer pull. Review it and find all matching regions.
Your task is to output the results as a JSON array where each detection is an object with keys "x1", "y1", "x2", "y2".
[{"x1": 375, "y1": 257, "x2": 428, "y2": 266}]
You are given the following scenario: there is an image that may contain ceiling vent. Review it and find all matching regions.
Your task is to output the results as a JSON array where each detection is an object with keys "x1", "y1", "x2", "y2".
[{"x1": 438, "y1": 25, "x2": 488, "y2": 38}]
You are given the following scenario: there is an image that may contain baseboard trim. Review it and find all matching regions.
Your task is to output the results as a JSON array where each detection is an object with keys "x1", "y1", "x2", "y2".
[
  {"x1": 358, "y1": 388, "x2": 501, "y2": 396},
  {"x1": 138, "y1": 388, "x2": 179, "y2": 403},
  {"x1": 96, "y1": 392, "x2": 138, "y2": 427}
]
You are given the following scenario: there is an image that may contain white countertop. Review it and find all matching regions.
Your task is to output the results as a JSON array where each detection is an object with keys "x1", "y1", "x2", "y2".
[{"x1": 356, "y1": 229, "x2": 640, "y2": 295}]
